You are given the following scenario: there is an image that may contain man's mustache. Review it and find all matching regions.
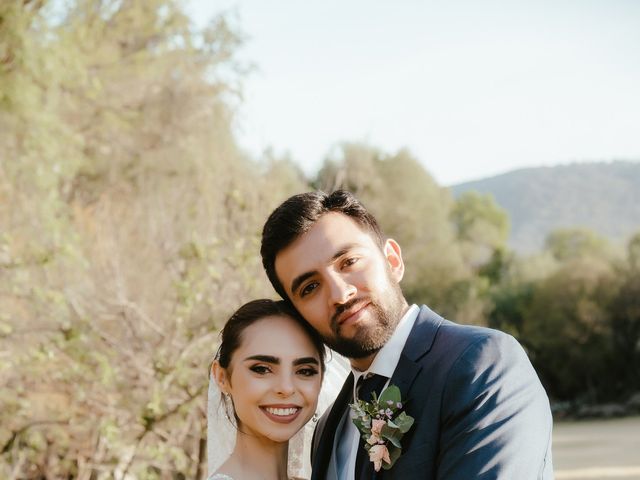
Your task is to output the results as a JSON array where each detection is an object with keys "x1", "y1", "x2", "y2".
[{"x1": 331, "y1": 297, "x2": 368, "y2": 331}]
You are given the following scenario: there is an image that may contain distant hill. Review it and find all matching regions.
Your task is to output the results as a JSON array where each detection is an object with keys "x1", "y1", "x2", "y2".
[{"x1": 451, "y1": 161, "x2": 640, "y2": 253}]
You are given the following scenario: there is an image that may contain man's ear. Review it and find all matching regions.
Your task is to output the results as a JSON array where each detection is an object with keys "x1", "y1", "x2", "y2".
[
  {"x1": 384, "y1": 239, "x2": 405, "y2": 282},
  {"x1": 212, "y1": 361, "x2": 230, "y2": 394}
]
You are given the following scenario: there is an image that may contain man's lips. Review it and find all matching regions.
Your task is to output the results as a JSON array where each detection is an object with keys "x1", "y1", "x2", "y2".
[
  {"x1": 260, "y1": 404, "x2": 302, "y2": 424},
  {"x1": 336, "y1": 301, "x2": 371, "y2": 326}
]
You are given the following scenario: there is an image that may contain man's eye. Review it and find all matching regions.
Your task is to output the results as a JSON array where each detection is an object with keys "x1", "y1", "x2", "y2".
[
  {"x1": 297, "y1": 367, "x2": 319, "y2": 377},
  {"x1": 343, "y1": 257, "x2": 359, "y2": 268},
  {"x1": 300, "y1": 282, "x2": 318, "y2": 297},
  {"x1": 249, "y1": 365, "x2": 271, "y2": 374}
]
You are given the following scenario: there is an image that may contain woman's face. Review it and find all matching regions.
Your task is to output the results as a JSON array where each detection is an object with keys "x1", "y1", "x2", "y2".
[{"x1": 214, "y1": 314, "x2": 323, "y2": 443}]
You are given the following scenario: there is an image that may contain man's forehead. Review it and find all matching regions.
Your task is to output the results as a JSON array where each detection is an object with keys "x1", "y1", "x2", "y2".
[{"x1": 275, "y1": 213, "x2": 375, "y2": 277}]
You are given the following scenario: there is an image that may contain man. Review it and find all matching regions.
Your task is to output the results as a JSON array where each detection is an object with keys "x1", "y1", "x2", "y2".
[{"x1": 260, "y1": 190, "x2": 553, "y2": 479}]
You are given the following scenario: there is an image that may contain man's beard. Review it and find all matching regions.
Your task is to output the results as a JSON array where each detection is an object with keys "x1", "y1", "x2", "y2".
[{"x1": 322, "y1": 278, "x2": 407, "y2": 359}]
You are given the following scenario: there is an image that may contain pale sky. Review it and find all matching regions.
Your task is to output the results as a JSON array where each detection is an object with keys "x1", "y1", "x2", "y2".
[{"x1": 187, "y1": 0, "x2": 640, "y2": 185}]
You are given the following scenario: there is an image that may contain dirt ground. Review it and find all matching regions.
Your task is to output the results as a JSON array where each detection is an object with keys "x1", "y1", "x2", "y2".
[{"x1": 553, "y1": 416, "x2": 640, "y2": 479}]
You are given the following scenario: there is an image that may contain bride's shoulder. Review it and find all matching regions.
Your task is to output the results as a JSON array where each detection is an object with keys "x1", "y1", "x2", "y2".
[{"x1": 208, "y1": 473, "x2": 303, "y2": 480}]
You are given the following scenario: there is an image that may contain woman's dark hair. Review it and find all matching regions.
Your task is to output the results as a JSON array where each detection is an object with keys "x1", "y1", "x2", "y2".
[
  {"x1": 215, "y1": 299, "x2": 326, "y2": 373},
  {"x1": 260, "y1": 190, "x2": 385, "y2": 300}
]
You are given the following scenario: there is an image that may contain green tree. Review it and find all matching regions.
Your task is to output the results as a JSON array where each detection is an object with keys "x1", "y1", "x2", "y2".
[
  {"x1": 544, "y1": 228, "x2": 611, "y2": 262},
  {"x1": 606, "y1": 232, "x2": 640, "y2": 394},
  {"x1": 0, "y1": 1, "x2": 293, "y2": 477},
  {"x1": 520, "y1": 256, "x2": 616, "y2": 401},
  {"x1": 451, "y1": 191, "x2": 510, "y2": 271}
]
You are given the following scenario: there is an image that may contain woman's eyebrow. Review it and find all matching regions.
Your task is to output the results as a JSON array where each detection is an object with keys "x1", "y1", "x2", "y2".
[
  {"x1": 244, "y1": 355, "x2": 279, "y2": 364},
  {"x1": 243, "y1": 355, "x2": 319, "y2": 366},
  {"x1": 293, "y1": 357, "x2": 319, "y2": 366}
]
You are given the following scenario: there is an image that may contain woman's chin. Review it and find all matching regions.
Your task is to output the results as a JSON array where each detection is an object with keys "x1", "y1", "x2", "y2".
[{"x1": 264, "y1": 417, "x2": 313, "y2": 443}]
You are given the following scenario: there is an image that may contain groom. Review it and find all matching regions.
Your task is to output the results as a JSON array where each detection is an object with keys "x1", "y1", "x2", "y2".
[{"x1": 260, "y1": 190, "x2": 553, "y2": 479}]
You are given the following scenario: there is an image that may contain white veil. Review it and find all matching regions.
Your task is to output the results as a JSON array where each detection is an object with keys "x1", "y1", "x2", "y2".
[{"x1": 207, "y1": 349, "x2": 350, "y2": 478}]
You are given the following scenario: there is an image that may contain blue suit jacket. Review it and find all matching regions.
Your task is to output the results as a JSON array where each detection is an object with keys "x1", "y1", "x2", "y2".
[{"x1": 311, "y1": 305, "x2": 554, "y2": 479}]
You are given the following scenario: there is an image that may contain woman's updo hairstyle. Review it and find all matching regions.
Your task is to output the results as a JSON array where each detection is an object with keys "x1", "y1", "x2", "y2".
[{"x1": 215, "y1": 299, "x2": 326, "y2": 373}]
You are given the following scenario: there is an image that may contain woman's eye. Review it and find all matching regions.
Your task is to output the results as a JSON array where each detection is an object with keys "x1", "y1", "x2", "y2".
[
  {"x1": 249, "y1": 365, "x2": 271, "y2": 374},
  {"x1": 297, "y1": 367, "x2": 319, "y2": 377},
  {"x1": 300, "y1": 282, "x2": 318, "y2": 297}
]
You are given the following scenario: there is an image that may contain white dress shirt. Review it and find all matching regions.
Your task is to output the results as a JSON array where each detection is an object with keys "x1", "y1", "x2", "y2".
[{"x1": 333, "y1": 304, "x2": 420, "y2": 480}]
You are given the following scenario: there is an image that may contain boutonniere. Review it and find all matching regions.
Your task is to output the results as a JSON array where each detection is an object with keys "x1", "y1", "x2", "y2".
[{"x1": 349, "y1": 384, "x2": 414, "y2": 472}]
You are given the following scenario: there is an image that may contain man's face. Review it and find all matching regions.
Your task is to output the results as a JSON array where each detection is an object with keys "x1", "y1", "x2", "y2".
[{"x1": 274, "y1": 212, "x2": 408, "y2": 361}]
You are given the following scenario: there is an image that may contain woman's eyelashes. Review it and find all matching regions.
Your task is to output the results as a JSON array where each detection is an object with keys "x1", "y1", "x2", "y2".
[
  {"x1": 247, "y1": 363, "x2": 319, "y2": 377},
  {"x1": 297, "y1": 366, "x2": 319, "y2": 377},
  {"x1": 249, "y1": 364, "x2": 272, "y2": 375}
]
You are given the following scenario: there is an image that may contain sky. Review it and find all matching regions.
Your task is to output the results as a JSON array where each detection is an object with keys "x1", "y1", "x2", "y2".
[{"x1": 186, "y1": 0, "x2": 640, "y2": 186}]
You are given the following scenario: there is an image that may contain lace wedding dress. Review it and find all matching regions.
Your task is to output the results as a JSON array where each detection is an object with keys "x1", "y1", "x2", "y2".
[{"x1": 207, "y1": 350, "x2": 350, "y2": 479}]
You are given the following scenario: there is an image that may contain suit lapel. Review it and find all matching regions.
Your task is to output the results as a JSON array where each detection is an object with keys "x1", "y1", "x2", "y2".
[
  {"x1": 376, "y1": 306, "x2": 443, "y2": 479},
  {"x1": 404, "y1": 305, "x2": 443, "y2": 361},
  {"x1": 391, "y1": 353, "x2": 422, "y2": 407},
  {"x1": 390, "y1": 306, "x2": 442, "y2": 400},
  {"x1": 311, "y1": 373, "x2": 354, "y2": 480}
]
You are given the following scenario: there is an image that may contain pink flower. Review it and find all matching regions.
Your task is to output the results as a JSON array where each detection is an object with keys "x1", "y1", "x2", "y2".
[
  {"x1": 371, "y1": 419, "x2": 386, "y2": 437},
  {"x1": 366, "y1": 433, "x2": 380, "y2": 445},
  {"x1": 369, "y1": 444, "x2": 391, "y2": 472}
]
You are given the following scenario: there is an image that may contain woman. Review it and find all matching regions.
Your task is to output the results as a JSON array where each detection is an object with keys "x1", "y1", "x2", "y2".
[{"x1": 209, "y1": 299, "x2": 326, "y2": 480}]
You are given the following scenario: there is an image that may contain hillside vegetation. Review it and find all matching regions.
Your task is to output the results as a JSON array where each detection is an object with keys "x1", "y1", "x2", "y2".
[{"x1": 452, "y1": 161, "x2": 640, "y2": 252}]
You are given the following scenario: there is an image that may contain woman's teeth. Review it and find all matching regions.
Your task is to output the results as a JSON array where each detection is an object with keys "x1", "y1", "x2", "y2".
[{"x1": 265, "y1": 407, "x2": 299, "y2": 416}]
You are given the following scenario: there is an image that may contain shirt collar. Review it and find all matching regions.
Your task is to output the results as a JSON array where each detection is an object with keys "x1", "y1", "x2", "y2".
[{"x1": 350, "y1": 304, "x2": 420, "y2": 384}]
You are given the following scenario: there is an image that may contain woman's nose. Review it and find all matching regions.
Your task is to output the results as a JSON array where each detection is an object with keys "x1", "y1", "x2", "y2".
[{"x1": 275, "y1": 372, "x2": 296, "y2": 397}]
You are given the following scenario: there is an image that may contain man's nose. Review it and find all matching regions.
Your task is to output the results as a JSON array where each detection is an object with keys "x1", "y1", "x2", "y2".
[{"x1": 328, "y1": 273, "x2": 356, "y2": 305}]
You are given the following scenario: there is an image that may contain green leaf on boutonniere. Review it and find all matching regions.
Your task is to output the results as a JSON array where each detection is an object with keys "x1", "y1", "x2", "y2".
[
  {"x1": 394, "y1": 412, "x2": 415, "y2": 433},
  {"x1": 381, "y1": 426, "x2": 403, "y2": 448},
  {"x1": 383, "y1": 446, "x2": 402, "y2": 470},
  {"x1": 377, "y1": 385, "x2": 401, "y2": 405}
]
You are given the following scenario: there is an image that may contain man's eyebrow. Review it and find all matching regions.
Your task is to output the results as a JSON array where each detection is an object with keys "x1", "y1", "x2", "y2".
[
  {"x1": 289, "y1": 244, "x2": 358, "y2": 296},
  {"x1": 244, "y1": 355, "x2": 279, "y2": 364},
  {"x1": 290, "y1": 271, "x2": 315, "y2": 297},
  {"x1": 293, "y1": 357, "x2": 320, "y2": 366}
]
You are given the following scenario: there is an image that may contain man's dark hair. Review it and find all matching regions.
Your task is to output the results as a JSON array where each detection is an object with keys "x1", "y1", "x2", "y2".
[{"x1": 261, "y1": 190, "x2": 385, "y2": 300}]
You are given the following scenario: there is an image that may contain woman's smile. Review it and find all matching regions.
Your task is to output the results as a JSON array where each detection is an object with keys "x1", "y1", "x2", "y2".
[{"x1": 260, "y1": 404, "x2": 302, "y2": 423}]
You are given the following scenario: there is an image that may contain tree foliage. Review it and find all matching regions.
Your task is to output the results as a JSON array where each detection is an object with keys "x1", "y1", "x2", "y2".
[
  {"x1": 488, "y1": 231, "x2": 640, "y2": 403},
  {"x1": 0, "y1": 1, "x2": 306, "y2": 477}
]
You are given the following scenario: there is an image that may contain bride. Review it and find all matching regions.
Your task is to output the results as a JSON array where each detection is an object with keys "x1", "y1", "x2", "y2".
[{"x1": 208, "y1": 299, "x2": 348, "y2": 480}]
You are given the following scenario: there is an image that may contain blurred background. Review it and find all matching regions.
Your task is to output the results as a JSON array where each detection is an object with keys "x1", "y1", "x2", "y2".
[{"x1": 0, "y1": 0, "x2": 638, "y2": 478}]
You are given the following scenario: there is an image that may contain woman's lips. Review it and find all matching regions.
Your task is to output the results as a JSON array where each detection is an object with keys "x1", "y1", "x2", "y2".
[{"x1": 260, "y1": 405, "x2": 302, "y2": 424}]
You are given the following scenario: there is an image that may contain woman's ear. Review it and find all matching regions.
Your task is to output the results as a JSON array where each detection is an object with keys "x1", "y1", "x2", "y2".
[
  {"x1": 384, "y1": 238, "x2": 405, "y2": 283},
  {"x1": 212, "y1": 361, "x2": 230, "y2": 394}
]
